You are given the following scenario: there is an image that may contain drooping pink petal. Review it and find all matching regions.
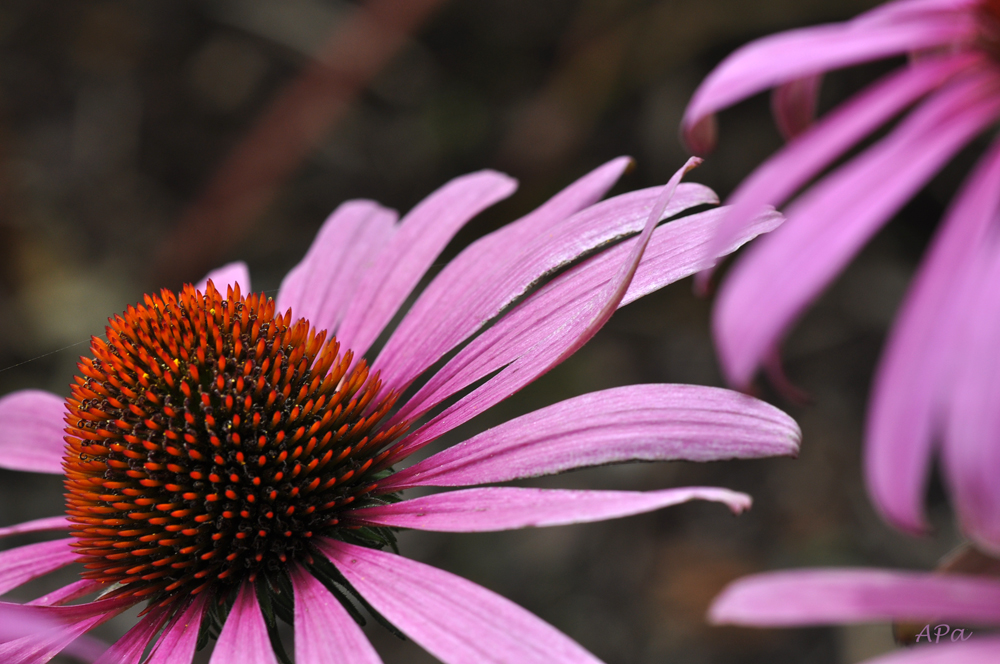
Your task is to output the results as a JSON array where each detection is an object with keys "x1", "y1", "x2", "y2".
[
  {"x1": 93, "y1": 602, "x2": 172, "y2": 664},
  {"x1": 709, "y1": 569, "x2": 1000, "y2": 626},
  {"x1": 320, "y1": 540, "x2": 604, "y2": 664},
  {"x1": 714, "y1": 70, "x2": 1000, "y2": 387},
  {"x1": 276, "y1": 200, "x2": 398, "y2": 334},
  {"x1": 29, "y1": 580, "x2": 103, "y2": 607},
  {"x1": 289, "y1": 566, "x2": 382, "y2": 664},
  {"x1": 696, "y1": 52, "x2": 982, "y2": 292},
  {"x1": 862, "y1": 0, "x2": 979, "y2": 25},
  {"x1": 196, "y1": 261, "x2": 251, "y2": 294},
  {"x1": 771, "y1": 74, "x2": 823, "y2": 140},
  {"x1": 682, "y1": 8, "x2": 977, "y2": 153},
  {"x1": 943, "y1": 238, "x2": 1000, "y2": 554},
  {"x1": 392, "y1": 201, "x2": 779, "y2": 442},
  {"x1": 380, "y1": 384, "x2": 797, "y2": 491},
  {"x1": 862, "y1": 638, "x2": 1000, "y2": 664},
  {"x1": 388, "y1": 159, "x2": 700, "y2": 460},
  {"x1": 0, "y1": 390, "x2": 68, "y2": 475},
  {"x1": 373, "y1": 157, "x2": 636, "y2": 391},
  {"x1": 145, "y1": 593, "x2": 209, "y2": 664},
  {"x1": 0, "y1": 517, "x2": 69, "y2": 539},
  {"x1": 209, "y1": 583, "x2": 278, "y2": 664},
  {"x1": 0, "y1": 539, "x2": 77, "y2": 596},
  {"x1": 334, "y1": 171, "x2": 518, "y2": 360},
  {"x1": 389, "y1": 181, "x2": 723, "y2": 423},
  {"x1": 350, "y1": 486, "x2": 751, "y2": 532},
  {"x1": 866, "y1": 137, "x2": 1000, "y2": 535}
]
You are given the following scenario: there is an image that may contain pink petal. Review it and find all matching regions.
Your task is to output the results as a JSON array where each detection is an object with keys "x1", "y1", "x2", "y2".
[
  {"x1": 943, "y1": 241, "x2": 1000, "y2": 553},
  {"x1": 862, "y1": 639, "x2": 1000, "y2": 664},
  {"x1": 145, "y1": 593, "x2": 209, "y2": 664},
  {"x1": 714, "y1": 70, "x2": 1000, "y2": 387},
  {"x1": 373, "y1": 157, "x2": 635, "y2": 391},
  {"x1": 697, "y1": 52, "x2": 981, "y2": 292},
  {"x1": 196, "y1": 261, "x2": 251, "y2": 294},
  {"x1": 276, "y1": 200, "x2": 398, "y2": 334},
  {"x1": 709, "y1": 569, "x2": 1000, "y2": 626},
  {"x1": 392, "y1": 199, "x2": 779, "y2": 442},
  {"x1": 334, "y1": 171, "x2": 518, "y2": 359},
  {"x1": 682, "y1": 8, "x2": 976, "y2": 153},
  {"x1": 866, "y1": 136, "x2": 1000, "y2": 535},
  {"x1": 380, "y1": 384, "x2": 797, "y2": 491},
  {"x1": 771, "y1": 74, "x2": 823, "y2": 140},
  {"x1": 0, "y1": 390, "x2": 68, "y2": 475},
  {"x1": 350, "y1": 486, "x2": 751, "y2": 532},
  {"x1": 320, "y1": 540, "x2": 604, "y2": 664},
  {"x1": 93, "y1": 603, "x2": 172, "y2": 664},
  {"x1": 0, "y1": 539, "x2": 77, "y2": 596},
  {"x1": 209, "y1": 583, "x2": 278, "y2": 664},
  {"x1": 0, "y1": 517, "x2": 69, "y2": 539},
  {"x1": 388, "y1": 159, "x2": 701, "y2": 460},
  {"x1": 29, "y1": 580, "x2": 103, "y2": 607},
  {"x1": 289, "y1": 566, "x2": 382, "y2": 664}
]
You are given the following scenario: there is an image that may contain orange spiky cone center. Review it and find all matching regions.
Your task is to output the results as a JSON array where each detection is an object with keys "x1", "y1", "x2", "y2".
[{"x1": 63, "y1": 281, "x2": 408, "y2": 605}]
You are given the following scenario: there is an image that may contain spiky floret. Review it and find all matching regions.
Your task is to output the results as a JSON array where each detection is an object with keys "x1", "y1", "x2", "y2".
[{"x1": 63, "y1": 281, "x2": 408, "y2": 606}]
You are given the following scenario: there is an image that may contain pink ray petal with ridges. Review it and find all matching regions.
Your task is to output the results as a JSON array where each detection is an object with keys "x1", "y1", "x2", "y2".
[
  {"x1": 196, "y1": 261, "x2": 251, "y2": 295},
  {"x1": 373, "y1": 157, "x2": 634, "y2": 391},
  {"x1": 321, "y1": 540, "x2": 604, "y2": 664},
  {"x1": 713, "y1": 70, "x2": 1000, "y2": 387},
  {"x1": 710, "y1": 569, "x2": 1000, "y2": 626},
  {"x1": 29, "y1": 580, "x2": 103, "y2": 607},
  {"x1": 350, "y1": 486, "x2": 751, "y2": 532},
  {"x1": 93, "y1": 602, "x2": 172, "y2": 664},
  {"x1": 208, "y1": 583, "x2": 277, "y2": 664},
  {"x1": 0, "y1": 517, "x2": 69, "y2": 539},
  {"x1": 334, "y1": 171, "x2": 518, "y2": 360},
  {"x1": 276, "y1": 200, "x2": 397, "y2": 335},
  {"x1": 290, "y1": 566, "x2": 382, "y2": 664},
  {"x1": 145, "y1": 593, "x2": 209, "y2": 664},
  {"x1": 867, "y1": 137, "x2": 1000, "y2": 535},
  {"x1": 682, "y1": 7, "x2": 977, "y2": 153},
  {"x1": 696, "y1": 53, "x2": 981, "y2": 291},
  {"x1": 380, "y1": 384, "x2": 797, "y2": 491},
  {"x1": 0, "y1": 539, "x2": 77, "y2": 596},
  {"x1": 0, "y1": 390, "x2": 69, "y2": 475},
  {"x1": 389, "y1": 159, "x2": 700, "y2": 459}
]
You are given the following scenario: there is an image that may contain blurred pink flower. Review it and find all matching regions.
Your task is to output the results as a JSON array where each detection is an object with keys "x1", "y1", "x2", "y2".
[
  {"x1": 683, "y1": 0, "x2": 1000, "y2": 547},
  {"x1": 0, "y1": 158, "x2": 798, "y2": 663}
]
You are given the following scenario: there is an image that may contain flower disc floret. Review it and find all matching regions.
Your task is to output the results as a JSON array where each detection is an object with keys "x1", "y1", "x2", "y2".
[{"x1": 62, "y1": 281, "x2": 407, "y2": 605}]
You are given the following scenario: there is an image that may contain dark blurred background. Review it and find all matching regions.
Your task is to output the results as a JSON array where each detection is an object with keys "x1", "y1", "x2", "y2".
[{"x1": 0, "y1": 0, "x2": 974, "y2": 662}]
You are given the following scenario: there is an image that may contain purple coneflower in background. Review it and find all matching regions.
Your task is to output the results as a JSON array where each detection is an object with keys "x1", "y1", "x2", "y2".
[
  {"x1": 683, "y1": 0, "x2": 1000, "y2": 548},
  {"x1": 0, "y1": 157, "x2": 798, "y2": 663},
  {"x1": 680, "y1": 1, "x2": 1000, "y2": 662}
]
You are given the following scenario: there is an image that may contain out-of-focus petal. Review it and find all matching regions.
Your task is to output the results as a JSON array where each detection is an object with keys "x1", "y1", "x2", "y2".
[
  {"x1": 0, "y1": 390, "x2": 68, "y2": 474},
  {"x1": 0, "y1": 517, "x2": 69, "y2": 539},
  {"x1": 0, "y1": 539, "x2": 77, "y2": 595},
  {"x1": 867, "y1": 137, "x2": 1000, "y2": 535},
  {"x1": 682, "y1": 9, "x2": 976, "y2": 153},
  {"x1": 334, "y1": 171, "x2": 518, "y2": 360},
  {"x1": 289, "y1": 566, "x2": 382, "y2": 664},
  {"x1": 276, "y1": 200, "x2": 397, "y2": 334},
  {"x1": 196, "y1": 261, "x2": 251, "y2": 294},
  {"x1": 373, "y1": 157, "x2": 635, "y2": 391},
  {"x1": 145, "y1": 594, "x2": 209, "y2": 664},
  {"x1": 321, "y1": 540, "x2": 604, "y2": 664},
  {"x1": 714, "y1": 71, "x2": 1000, "y2": 388},
  {"x1": 697, "y1": 53, "x2": 980, "y2": 291},
  {"x1": 93, "y1": 603, "x2": 171, "y2": 664},
  {"x1": 944, "y1": 236, "x2": 1000, "y2": 554},
  {"x1": 771, "y1": 74, "x2": 823, "y2": 140},
  {"x1": 709, "y1": 569, "x2": 1000, "y2": 625},
  {"x1": 209, "y1": 583, "x2": 278, "y2": 664},
  {"x1": 388, "y1": 160, "x2": 700, "y2": 460},
  {"x1": 350, "y1": 486, "x2": 751, "y2": 531},
  {"x1": 380, "y1": 384, "x2": 797, "y2": 491}
]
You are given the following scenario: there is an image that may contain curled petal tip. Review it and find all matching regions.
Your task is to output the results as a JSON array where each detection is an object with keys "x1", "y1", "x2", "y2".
[{"x1": 682, "y1": 115, "x2": 718, "y2": 156}]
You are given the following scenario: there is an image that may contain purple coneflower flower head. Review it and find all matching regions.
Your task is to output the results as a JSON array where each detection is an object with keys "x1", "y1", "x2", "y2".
[
  {"x1": 682, "y1": 0, "x2": 1000, "y2": 550},
  {"x1": 0, "y1": 158, "x2": 799, "y2": 663}
]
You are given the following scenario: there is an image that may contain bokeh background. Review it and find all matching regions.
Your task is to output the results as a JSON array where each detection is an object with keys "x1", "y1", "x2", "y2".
[{"x1": 0, "y1": 0, "x2": 976, "y2": 662}]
